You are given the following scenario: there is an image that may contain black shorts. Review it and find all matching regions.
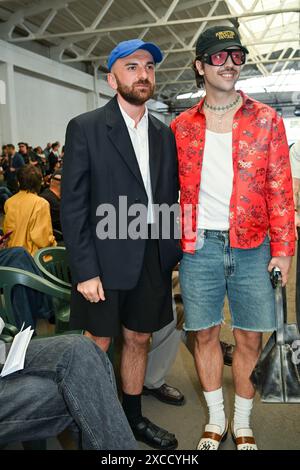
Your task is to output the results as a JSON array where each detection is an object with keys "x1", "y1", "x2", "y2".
[{"x1": 69, "y1": 239, "x2": 173, "y2": 336}]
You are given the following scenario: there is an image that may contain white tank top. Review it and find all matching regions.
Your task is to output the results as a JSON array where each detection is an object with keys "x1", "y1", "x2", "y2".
[{"x1": 197, "y1": 130, "x2": 233, "y2": 230}]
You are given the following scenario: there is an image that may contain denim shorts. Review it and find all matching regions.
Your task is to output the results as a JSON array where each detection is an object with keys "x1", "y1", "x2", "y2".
[{"x1": 179, "y1": 230, "x2": 276, "y2": 332}]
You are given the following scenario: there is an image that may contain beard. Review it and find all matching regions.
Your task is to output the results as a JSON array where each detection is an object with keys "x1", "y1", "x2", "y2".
[{"x1": 115, "y1": 76, "x2": 155, "y2": 105}]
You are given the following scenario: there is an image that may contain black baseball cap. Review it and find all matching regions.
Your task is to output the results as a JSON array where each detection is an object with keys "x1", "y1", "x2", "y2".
[{"x1": 196, "y1": 26, "x2": 249, "y2": 57}]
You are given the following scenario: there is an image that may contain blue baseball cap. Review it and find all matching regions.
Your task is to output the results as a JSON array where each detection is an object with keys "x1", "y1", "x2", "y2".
[{"x1": 107, "y1": 39, "x2": 163, "y2": 71}]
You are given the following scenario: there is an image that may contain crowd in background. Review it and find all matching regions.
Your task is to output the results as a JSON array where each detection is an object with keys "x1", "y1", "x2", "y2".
[
  {"x1": 0, "y1": 141, "x2": 64, "y2": 209},
  {"x1": 0, "y1": 140, "x2": 64, "y2": 256}
]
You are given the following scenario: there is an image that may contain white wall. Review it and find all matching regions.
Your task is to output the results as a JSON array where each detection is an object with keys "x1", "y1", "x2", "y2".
[
  {"x1": 14, "y1": 71, "x2": 88, "y2": 147},
  {"x1": 0, "y1": 39, "x2": 169, "y2": 148}
]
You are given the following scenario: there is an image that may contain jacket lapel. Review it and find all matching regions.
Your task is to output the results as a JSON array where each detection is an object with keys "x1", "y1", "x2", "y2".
[
  {"x1": 148, "y1": 114, "x2": 162, "y2": 198},
  {"x1": 106, "y1": 96, "x2": 144, "y2": 189}
]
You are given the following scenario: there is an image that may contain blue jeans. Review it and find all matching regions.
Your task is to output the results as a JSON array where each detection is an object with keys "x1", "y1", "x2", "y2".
[
  {"x1": 0, "y1": 335, "x2": 137, "y2": 450},
  {"x1": 180, "y1": 230, "x2": 276, "y2": 332}
]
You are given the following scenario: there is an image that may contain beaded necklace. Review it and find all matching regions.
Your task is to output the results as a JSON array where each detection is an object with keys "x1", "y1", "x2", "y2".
[
  {"x1": 203, "y1": 94, "x2": 241, "y2": 115},
  {"x1": 203, "y1": 94, "x2": 242, "y2": 132}
]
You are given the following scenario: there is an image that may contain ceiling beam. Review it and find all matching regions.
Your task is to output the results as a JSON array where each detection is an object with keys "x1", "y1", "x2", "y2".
[
  {"x1": 163, "y1": 0, "x2": 180, "y2": 22},
  {"x1": 5, "y1": 7, "x2": 299, "y2": 42},
  {"x1": 0, "y1": 0, "x2": 78, "y2": 40},
  {"x1": 90, "y1": 0, "x2": 114, "y2": 30}
]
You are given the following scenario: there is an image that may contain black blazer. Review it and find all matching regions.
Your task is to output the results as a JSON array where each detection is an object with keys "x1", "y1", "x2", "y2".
[{"x1": 61, "y1": 96, "x2": 182, "y2": 288}]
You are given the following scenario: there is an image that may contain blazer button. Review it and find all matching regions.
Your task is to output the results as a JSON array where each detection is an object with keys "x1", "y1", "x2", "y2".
[{"x1": 134, "y1": 198, "x2": 141, "y2": 203}]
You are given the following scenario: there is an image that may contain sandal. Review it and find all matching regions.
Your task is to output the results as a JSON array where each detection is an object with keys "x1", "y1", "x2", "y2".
[
  {"x1": 197, "y1": 420, "x2": 228, "y2": 450},
  {"x1": 231, "y1": 422, "x2": 258, "y2": 450}
]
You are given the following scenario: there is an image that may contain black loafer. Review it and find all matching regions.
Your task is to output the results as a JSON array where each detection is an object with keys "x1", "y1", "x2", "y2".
[
  {"x1": 220, "y1": 341, "x2": 234, "y2": 366},
  {"x1": 130, "y1": 417, "x2": 178, "y2": 450},
  {"x1": 143, "y1": 383, "x2": 185, "y2": 406}
]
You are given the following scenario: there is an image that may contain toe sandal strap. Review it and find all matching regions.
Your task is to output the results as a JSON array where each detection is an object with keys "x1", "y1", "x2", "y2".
[
  {"x1": 202, "y1": 431, "x2": 222, "y2": 442},
  {"x1": 236, "y1": 436, "x2": 256, "y2": 446}
]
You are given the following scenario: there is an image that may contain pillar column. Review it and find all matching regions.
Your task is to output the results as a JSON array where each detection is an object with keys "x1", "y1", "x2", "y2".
[{"x1": 0, "y1": 62, "x2": 18, "y2": 145}]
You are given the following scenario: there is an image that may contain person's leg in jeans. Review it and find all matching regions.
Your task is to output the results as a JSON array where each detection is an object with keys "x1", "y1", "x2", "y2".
[{"x1": 0, "y1": 335, "x2": 137, "y2": 450}]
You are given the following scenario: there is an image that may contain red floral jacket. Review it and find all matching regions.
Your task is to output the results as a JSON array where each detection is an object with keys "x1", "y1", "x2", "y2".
[{"x1": 170, "y1": 91, "x2": 295, "y2": 257}]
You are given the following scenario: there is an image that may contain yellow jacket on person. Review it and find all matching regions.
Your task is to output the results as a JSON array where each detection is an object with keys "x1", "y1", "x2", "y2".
[{"x1": 3, "y1": 190, "x2": 57, "y2": 256}]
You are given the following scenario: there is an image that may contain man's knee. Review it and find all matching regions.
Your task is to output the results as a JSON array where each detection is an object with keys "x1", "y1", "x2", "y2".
[
  {"x1": 84, "y1": 330, "x2": 111, "y2": 352},
  {"x1": 123, "y1": 330, "x2": 151, "y2": 348},
  {"x1": 67, "y1": 335, "x2": 110, "y2": 368},
  {"x1": 195, "y1": 326, "x2": 220, "y2": 349},
  {"x1": 234, "y1": 329, "x2": 262, "y2": 354}
]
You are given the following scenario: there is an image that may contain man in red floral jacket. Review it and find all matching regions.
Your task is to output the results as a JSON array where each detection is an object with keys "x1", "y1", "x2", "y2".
[{"x1": 171, "y1": 25, "x2": 295, "y2": 450}]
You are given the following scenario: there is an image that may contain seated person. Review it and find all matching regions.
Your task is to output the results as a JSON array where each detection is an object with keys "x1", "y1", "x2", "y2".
[
  {"x1": 3, "y1": 165, "x2": 56, "y2": 255},
  {"x1": 2, "y1": 144, "x2": 25, "y2": 194},
  {"x1": 0, "y1": 332, "x2": 137, "y2": 450},
  {"x1": 40, "y1": 169, "x2": 62, "y2": 236},
  {"x1": 0, "y1": 244, "x2": 53, "y2": 329},
  {"x1": 0, "y1": 186, "x2": 12, "y2": 212}
]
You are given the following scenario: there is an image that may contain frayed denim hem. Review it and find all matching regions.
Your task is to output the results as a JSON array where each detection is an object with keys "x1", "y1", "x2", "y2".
[
  {"x1": 231, "y1": 324, "x2": 277, "y2": 332},
  {"x1": 183, "y1": 318, "x2": 224, "y2": 332}
]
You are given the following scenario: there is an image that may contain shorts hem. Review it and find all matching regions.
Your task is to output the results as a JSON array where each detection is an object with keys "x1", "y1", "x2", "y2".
[
  {"x1": 231, "y1": 324, "x2": 277, "y2": 332},
  {"x1": 183, "y1": 319, "x2": 224, "y2": 332}
]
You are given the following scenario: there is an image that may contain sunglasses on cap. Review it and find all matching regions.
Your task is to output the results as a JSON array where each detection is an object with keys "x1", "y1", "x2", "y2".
[{"x1": 200, "y1": 48, "x2": 246, "y2": 66}]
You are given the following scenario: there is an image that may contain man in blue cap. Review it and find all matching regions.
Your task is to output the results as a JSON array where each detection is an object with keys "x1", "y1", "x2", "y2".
[{"x1": 61, "y1": 39, "x2": 182, "y2": 450}]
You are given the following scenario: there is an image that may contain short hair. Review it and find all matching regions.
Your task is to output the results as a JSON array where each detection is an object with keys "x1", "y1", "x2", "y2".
[
  {"x1": 52, "y1": 141, "x2": 59, "y2": 149},
  {"x1": 18, "y1": 142, "x2": 27, "y2": 147},
  {"x1": 17, "y1": 165, "x2": 42, "y2": 194},
  {"x1": 7, "y1": 144, "x2": 15, "y2": 149}
]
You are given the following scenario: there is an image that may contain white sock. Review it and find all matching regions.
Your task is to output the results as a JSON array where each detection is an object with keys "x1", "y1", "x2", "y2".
[
  {"x1": 233, "y1": 394, "x2": 253, "y2": 434},
  {"x1": 203, "y1": 387, "x2": 226, "y2": 434}
]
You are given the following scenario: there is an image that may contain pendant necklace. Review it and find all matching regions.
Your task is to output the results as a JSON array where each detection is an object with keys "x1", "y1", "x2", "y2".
[{"x1": 204, "y1": 95, "x2": 242, "y2": 125}]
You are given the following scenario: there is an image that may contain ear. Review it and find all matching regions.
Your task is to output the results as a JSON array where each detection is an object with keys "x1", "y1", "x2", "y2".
[
  {"x1": 195, "y1": 60, "x2": 204, "y2": 75},
  {"x1": 107, "y1": 72, "x2": 118, "y2": 91}
]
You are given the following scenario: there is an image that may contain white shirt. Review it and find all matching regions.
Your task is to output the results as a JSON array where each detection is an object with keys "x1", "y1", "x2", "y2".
[
  {"x1": 118, "y1": 102, "x2": 154, "y2": 223},
  {"x1": 197, "y1": 130, "x2": 233, "y2": 230}
]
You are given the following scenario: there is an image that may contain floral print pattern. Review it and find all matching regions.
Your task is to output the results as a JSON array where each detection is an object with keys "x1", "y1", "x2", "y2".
[{"x1": 170, "y1": 91, "x2": 295, "y2": 256}]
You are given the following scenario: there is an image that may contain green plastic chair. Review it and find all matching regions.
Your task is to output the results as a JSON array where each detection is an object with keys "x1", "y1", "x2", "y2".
[
  {"x1": 0, "y1": 322, "x2": 18, "y2": 344},
  {"x1": 33, "y1": 248, "x2": 114, "y2": 362},
  {"x1": 34, "y1": 247, "x2": 71, "y2": 289},
  {"x1": 0, "y1": 266, "x2": 71, "y2": 334}
]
